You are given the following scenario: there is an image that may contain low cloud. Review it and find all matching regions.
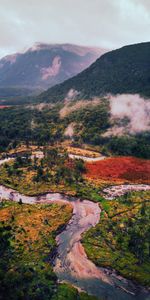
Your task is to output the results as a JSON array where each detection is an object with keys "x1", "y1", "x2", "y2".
[
  {"x1": 104, "y1": 94, "x2": 150, "y2": 136},
  {"x1": 64, "y1": 122, "x2": 75, "y2": 137},
  {"x1": 60, "y1": 98, "x2": 100, "y2": 118},
  {"x1": 64, "y1": 89, "x2": 80, "y2": 102},
  {"x1": 0, "y1": 0, "x2": 150, "y2": 58}
]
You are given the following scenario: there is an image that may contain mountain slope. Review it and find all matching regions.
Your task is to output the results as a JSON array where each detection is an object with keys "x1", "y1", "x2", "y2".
[
  {"x1": 38, "y1": 42, "x2": 150, "y2": 103},
  {"x1": 0, "y1": 43, "x2": 106, "y2": 98}
]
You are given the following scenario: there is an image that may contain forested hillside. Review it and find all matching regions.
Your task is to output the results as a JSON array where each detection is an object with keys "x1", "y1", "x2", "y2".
[
  {"x1": 38, "y1": 42, "x2": 150, "y2": 103},
  {"x1": 0, "y1": 103, "x2": 150, "y2": 159}
]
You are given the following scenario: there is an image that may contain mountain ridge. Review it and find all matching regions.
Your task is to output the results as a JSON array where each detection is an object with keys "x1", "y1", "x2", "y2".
[
  {"x1": 0, "y1": 43, "x2": 107, "y2": 99},
  {"x1": 37, "y1": 41, "x2": 150, "y2": 103}
]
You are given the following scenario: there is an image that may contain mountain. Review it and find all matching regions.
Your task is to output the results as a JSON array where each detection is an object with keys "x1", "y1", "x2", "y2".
[
  {"x1": 0, "y1": 87, "x2": 38, "y2": 100},
  {"x1": 38, "y1": 42, "x2": 150, "y2": 103},
  {"x1": 0, "y1": 43, "x2": 107, "y2": 98}
]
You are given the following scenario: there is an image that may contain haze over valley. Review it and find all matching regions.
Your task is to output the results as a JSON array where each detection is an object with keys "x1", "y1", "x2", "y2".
[{"x1": 0, "y1": 1, "x2": 150, "y2": 300}]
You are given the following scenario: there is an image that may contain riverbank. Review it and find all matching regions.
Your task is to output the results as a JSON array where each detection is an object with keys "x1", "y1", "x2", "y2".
[
  {"x1": 0, "y1": 155, "x2": 150, "y2": 299},
  {"x1": 0, "y1": 200, "x2": 73, "y2": 300},
  {"x1": 83, "y1": 190, "x2": 150, "y2": 288},
  {"x1": 0, "y1": 184, "x2": 149, "y2": 299}
]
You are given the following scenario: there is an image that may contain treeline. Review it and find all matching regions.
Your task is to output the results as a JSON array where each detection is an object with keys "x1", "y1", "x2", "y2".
[
  {"x1": 2, "y1": 148, "x2": 85, "y2": 191},
  {"x1": 0, "y1": 106, "x2": 63, "y2": 151},
  {"x1": 38, "y1": 42, "x2": 150, "y2": 103},
  {"x1": 0, "y1": 103, "x2": 150, "y2": 159},
  {"x1": 64, "y1": 103, "x2": 150, "y2": 159}
]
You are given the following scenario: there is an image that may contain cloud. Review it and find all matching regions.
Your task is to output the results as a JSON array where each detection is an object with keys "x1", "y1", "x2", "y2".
[
  {"x1": 59, "y1": 98, "x2": 100, "y2": 118},
  {"x1": 64, "y1": 89, "x2": 80, "y2": 102},
  {"x1": 104, "y1": 94, "x2": 150, "y2": 136},
  {"x1": 64, "y1": 122, "x2": 75, "y2": 137},
  {"x1": 0, "y1": 0, "x2": 150, "y2": 58}
]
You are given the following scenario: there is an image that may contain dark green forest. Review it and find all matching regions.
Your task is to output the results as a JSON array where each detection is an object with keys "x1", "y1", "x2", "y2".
[
  {"x1": 0, "y1": 103, "x2": 150, "y2": 159},
  {"x1": 38, "y1": 42, "x2": 150, "y2": 103}
]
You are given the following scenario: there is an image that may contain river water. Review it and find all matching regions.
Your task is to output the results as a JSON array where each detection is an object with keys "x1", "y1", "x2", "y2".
[{"x1": 0, "y1": 157, "x2": 150, "y2": 299}]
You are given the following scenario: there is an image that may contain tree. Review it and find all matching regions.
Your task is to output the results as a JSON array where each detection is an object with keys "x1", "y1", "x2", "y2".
[{"x1": 74, "y1": 159, "x2": 85, "y2": 173}]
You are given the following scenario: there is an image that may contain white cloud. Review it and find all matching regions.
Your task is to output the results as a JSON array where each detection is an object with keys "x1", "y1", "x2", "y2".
[
  {"x1": 104, "y1": 94, "x2": 150, "y2": 136},
  {"x1": 0, "y1": 0, "x2": 149, "y2": 58}
]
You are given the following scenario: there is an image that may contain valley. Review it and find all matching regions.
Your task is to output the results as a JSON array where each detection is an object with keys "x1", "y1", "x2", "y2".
[
  {"x1": 0, "y1": 43, "x2": 106, "y2": 101},
  {"x1": 0, "y1": 149, "x2": 150, "y2": 300},
  {"x1": 0, "y1": 40, "x2": 150, "y2": 300}
]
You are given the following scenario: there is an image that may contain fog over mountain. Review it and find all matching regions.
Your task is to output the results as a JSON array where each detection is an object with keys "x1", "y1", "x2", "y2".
[
  {"x1": 0, "y1": 43, "x2": 106, "y2": 96},
  {"x1": 38, "y1": 41, "x2": 150, "y2": 103},
  {"x1": 0, "y1": 0, "x2": 150, "y2": 58}
]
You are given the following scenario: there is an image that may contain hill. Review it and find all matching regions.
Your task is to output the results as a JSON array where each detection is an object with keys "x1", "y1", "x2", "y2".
[
  {"x1": 0, "y1": 42, "x2": 150, "y2": 158},
  {"x1": 38, "y1": 42, "x2": 150, "y2": 103},
  {"x1": 0, "y1": 43, "x2": 106, "y2": 99}
]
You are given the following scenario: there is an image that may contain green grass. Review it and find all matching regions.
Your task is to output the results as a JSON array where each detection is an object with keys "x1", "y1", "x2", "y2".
[
  {"x1": 0, "y1": 152, "x2": 84, "y2": 196},
  {"x1": 52, "y1": 283, "x2": 99, "y2": 300},
  {"x1": 0, "y1": 200, "x2": 72, "y2": 300},
  {"x1": 0, "y1": 201, "x2": 99, "y2": 300},
  {"x1": 82, "y1": 191, "x2": 150, "y2": 286}
]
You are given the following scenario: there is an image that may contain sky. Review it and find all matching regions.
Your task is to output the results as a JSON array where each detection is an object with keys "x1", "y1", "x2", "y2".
[{"x1": 0, "y1": 0, "x2": 150, "y2": 58}]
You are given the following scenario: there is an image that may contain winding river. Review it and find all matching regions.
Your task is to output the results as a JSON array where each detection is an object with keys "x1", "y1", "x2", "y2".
[{"x1": 0, "y1": 157, "x2": 150, "y2": 299}]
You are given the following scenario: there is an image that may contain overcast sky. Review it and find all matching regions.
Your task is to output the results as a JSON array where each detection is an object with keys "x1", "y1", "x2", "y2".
[{"x1": 0, "y1": 0, "x2": 150, "y2": 58}]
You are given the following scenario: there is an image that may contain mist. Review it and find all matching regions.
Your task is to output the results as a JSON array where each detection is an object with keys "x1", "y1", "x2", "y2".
[
  {"x1": 64, "y1": 89, "x2": 80, "y2": 102},
  {"x1": 60, "y1": 97, "x2": 101, "y2": 118},
  {"x1": 105, "y1": 94, "x2": 150, "y2": 136}
]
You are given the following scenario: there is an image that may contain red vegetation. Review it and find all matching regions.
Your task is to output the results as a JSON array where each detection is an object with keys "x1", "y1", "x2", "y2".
[
  {"x1": 0, "y1": 105, "x2": 10, "y2": 109},
  {"x1": 85, "y1": 157, "x2": 150, "y2": 184}
]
